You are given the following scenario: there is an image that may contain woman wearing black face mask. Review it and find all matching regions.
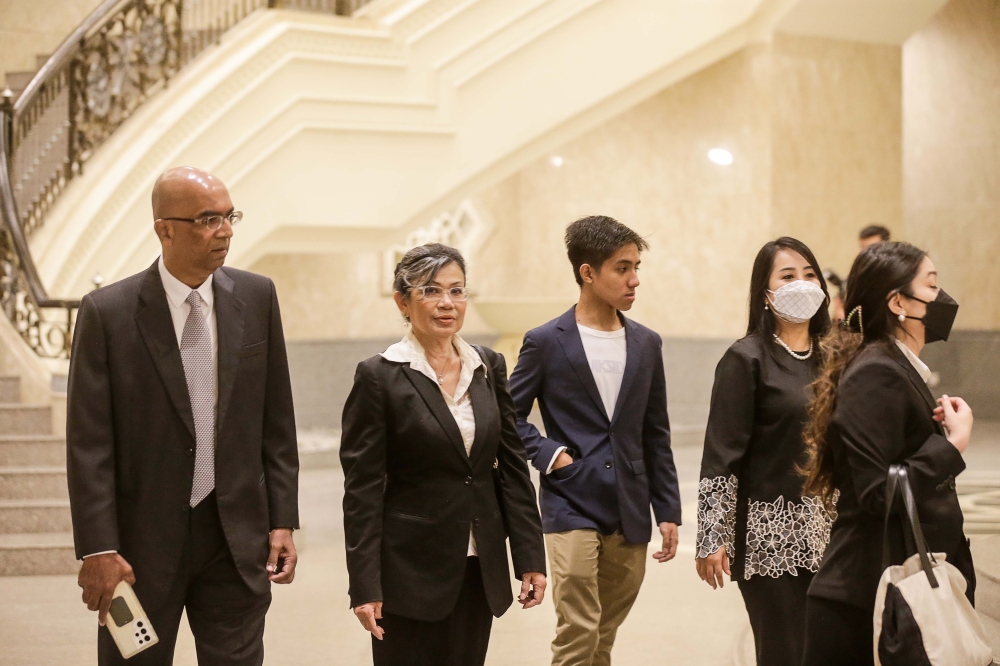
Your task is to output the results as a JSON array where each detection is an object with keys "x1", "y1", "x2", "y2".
[{"x1": 799, "y1": 242, "x2": 975, "y2": 666}]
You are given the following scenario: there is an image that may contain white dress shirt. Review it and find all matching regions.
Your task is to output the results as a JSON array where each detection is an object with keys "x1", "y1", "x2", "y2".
[
  {"x1": 895, "y1": 339, "x2": 932, "y2": 384},
  {"x1": 380, "y1": 331, "x2": 484, "y2": 556},
  {"x1": 83, "y1": 258, "x2": 220, "y2": 559}
]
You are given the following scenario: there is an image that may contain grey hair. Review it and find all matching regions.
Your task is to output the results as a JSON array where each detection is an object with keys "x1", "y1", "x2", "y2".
[{"x1": 393, "y1": 243, "x2": 467, "y2": 300}]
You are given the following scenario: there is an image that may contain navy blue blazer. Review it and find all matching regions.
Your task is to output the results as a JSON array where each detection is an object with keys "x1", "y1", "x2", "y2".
[{"x1": 509, "y1": 306, "x2": 681, "y2": 543}]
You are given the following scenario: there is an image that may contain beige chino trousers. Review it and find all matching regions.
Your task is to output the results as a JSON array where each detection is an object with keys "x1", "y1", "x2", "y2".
[{"x1": 546, "y1": 529, "x2": 647, "y2": 666}]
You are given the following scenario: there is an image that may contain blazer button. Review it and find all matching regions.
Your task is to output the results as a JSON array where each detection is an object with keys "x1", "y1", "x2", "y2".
[
  {"x1": 465, "y1": 476, "x2": 473, "y2": 486},
  {"x1": 605, "y1": 461, "x2": 613, "y2": 469},
  {"x1": 186, "y1": 448, "x2": 194, "y2": 456},
  {"x1": 473, "y1": 518, "x2": 481, "y2": 527}
]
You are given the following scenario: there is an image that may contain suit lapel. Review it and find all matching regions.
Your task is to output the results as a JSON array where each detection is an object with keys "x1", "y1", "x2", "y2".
[
  {"x1": 468, "y1": 367, "x2": 496, "y2": 466},
  {"x1": 134, "y1": 261, "x2": 196, "y2": 442},
  {"x1": 213, "y1": 268, "x2": 245, "y2": 432},
  {"x1": 555, "y1": 307, "x2": 607, "y2": 422},
  {"x1": 401, "y1": 366, "x2": 471, "y2": 468},
  {"x1": 610, "y1": 318, "x2": 640, "y2": 425},
  {"x1": 888, "y1": 344, "x2": 944, "y2": 435}
]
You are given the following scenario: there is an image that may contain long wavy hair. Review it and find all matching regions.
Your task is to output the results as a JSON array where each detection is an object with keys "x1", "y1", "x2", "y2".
[{"x1": 801, "y1": 242, "x2": 928, "y2": 511}]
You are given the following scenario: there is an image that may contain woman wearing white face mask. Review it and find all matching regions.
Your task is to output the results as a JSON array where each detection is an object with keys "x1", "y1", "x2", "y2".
[{"x1": 696, "y1": 237, "x2": 833, "y2": 666}]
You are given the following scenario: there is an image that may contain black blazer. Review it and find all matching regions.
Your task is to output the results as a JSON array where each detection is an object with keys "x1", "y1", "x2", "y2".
[
  {"x1": 809, "y1": 342, "x2": 973, "y2": 610},
  {"x1": 340, "y1": 345, "x2": 546, "y2": 622},
  {"x1": 67, "y1": 261, "x2": 299, "y2": 609}
]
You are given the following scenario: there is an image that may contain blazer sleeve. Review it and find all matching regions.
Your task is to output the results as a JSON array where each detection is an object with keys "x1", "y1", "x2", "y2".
[
  {"x1": 696, "y1": 347, "x2": 757, "y2": 559},
  {"x1": 66, "y1": 295, "x2": 119, "y2": 558},
  {"x1": 261, "y1": 280, "x2": 299, "y2": 530},
  {"x1": 833, "y1": 360, "x2": 966, "y2": 519},
  {"x1": 508, "y1": 329, "x2": 564, "y2": 473},
  {"x1": 340, "y1": 360, "x2": 387, "y2": 607},
  {"x1": 489, "y1": 350, "x2": 547, "y2": 577},
  {"x1": 642, "y1": 335, "x2": 682, "y2": 525}
]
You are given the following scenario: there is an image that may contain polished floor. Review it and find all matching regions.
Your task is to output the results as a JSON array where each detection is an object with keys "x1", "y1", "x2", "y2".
[{"x1": 6, "y1": 425, "x2": 1000, "y2": 665}]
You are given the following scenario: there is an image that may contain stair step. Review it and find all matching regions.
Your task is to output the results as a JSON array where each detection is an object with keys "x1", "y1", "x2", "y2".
[
  {"x1": 0, "y1": 532, "x2": 78, "y2": 576},
  {"x1": 0, "y1": 376, "x2": 20, "y2": 403},
  {"x1": 0, "y1": 499, "x2": 71, "y2": 533},
  {"x1": 0, "y1": 435, "x2": 65, "y2": 466},
  {"x1": 0, "y1": 404, "x2": 52, "y2": 436},
  {"x1": 0, "y1": 466, "x2": 66, "y2": 500}
]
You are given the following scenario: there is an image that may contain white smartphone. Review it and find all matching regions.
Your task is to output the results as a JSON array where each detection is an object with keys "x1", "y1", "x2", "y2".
[{"x1": 105, "y1": 581, "x2": 158, "y2": 659}]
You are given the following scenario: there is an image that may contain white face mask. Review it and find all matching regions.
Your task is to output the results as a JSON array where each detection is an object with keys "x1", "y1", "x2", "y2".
[{"x1": 766, "y1": 280, "x2": 826, "y2": 324}]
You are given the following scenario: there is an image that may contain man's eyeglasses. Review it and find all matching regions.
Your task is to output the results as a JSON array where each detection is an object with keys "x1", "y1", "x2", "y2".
[
  {"x1": 161, "y1": 211, "x2": 243, "y2": 231},
  {"x1": 412, "y1": 286, "x2": 470, "y2": 302}
]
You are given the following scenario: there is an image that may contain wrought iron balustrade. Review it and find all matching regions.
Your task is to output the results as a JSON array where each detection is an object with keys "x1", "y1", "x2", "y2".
[{"x1": 0, "y1": 0, "x2": 375, "y2": 358}]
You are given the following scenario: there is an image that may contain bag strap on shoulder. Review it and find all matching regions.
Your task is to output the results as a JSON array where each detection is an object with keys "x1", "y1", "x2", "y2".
[{"x1": 883, "y1": 464, "x2": 939, "y2": 588}]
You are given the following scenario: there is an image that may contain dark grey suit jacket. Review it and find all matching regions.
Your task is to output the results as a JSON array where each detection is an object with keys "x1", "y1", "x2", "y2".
[{"x1": 67, "y1": 260, "x2": 299, "y2": 609}]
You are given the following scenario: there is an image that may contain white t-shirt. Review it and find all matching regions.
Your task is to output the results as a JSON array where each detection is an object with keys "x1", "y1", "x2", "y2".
[{"x1": 577, "y1": 324, "x2": 627, "y2": 419}]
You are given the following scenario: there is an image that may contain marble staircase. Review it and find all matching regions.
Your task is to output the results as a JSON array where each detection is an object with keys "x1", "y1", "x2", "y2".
[{"x1": 0, "y1": 374, "x2": 75, "y2": 576}]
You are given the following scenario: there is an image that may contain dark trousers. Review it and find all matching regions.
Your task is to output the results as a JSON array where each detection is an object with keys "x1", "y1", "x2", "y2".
[
  {"x1": 98, "y1": 492, "x2": 272, "y2": 666},
  {"x1": 737, "y1": 570, "x2": 812, "y2": 666},
  {"x1": 800, "y1": 595, "x2": 874, "y2": 666},
  {"x1": 372, "y1": 557, "x2": 493, "y2": 666}
]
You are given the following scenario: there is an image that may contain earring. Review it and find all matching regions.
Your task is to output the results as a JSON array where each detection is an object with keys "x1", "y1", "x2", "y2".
[
  {"x1": 898, "y1": 311, "x2": 906, "y2": 323},
  {"x1": 764, "y1": 304, "x2": 769, "y2": 311}
]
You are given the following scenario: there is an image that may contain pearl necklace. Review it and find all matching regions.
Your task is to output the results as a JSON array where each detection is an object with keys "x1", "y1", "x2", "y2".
[{"x1": 773, "y1": 333, "x2": 813, "y2": 360}]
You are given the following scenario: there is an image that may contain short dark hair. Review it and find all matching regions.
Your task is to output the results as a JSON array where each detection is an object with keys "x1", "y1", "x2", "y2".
[
  {"x1": 859, "y1": 225, "x2": 891, "y2": 242},
  {"x1": 564, "y1": 215, "x2": 648, "y2": 286},
  {"x1": 392, "y1": 243, "x2": 466, "y2": 298}
]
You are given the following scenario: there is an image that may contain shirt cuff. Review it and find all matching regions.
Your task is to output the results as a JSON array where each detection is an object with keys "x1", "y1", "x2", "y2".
[
  {"x1": 83, "y1": 550, "x2": 117, "y2": 559},
  {"x1": 545, "y1": 446, "x2": 568, "y2": 475}
]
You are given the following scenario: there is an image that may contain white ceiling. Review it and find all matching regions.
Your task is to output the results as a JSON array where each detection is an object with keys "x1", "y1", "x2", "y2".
[{"x1": 777, "y1": 0, "x2": 949, "y2": 44}]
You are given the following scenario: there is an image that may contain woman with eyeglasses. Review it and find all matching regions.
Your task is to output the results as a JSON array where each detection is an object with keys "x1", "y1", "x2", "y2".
[
  {"x1": 340, "y1": 243, "x2": 547, "y2": 666},
  {"x1": 696, "y1": 237, "x2": 834, "y2": 666}
]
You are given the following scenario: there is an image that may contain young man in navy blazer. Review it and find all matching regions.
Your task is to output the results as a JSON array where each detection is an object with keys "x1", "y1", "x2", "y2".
[{"x1": 509, "y1": 215, "x2": 681, "y2": 666}]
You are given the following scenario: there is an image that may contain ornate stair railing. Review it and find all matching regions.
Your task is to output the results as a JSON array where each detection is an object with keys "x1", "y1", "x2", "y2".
[{"x1": 0, "y1": 0, "x2": 374, "y2": 359}]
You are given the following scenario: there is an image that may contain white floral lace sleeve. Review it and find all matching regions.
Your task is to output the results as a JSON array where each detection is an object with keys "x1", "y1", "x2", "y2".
[
  {"x1": 743, "y1": 492, "x2": 838, "y2": 579},
  {"x1": 696, "y1": 475, "x2": 737, "y2": 559}
]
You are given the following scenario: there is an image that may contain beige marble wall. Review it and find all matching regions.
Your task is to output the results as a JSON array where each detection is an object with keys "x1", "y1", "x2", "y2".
[
  {"x1": 903, "y1": 0, "x2": 1000, "y2": 329},
  {"x1": 771, "y1": 34, "x2": 902, "y2": 281},
  {"x1": 0, "y1": 0, "x2": 102, "y2": 80},
  {"x1": 474, "y1": 45, "x2": 775, "y2": 339},
  {"x1": 252, "y1": 34, "x2": 907, "y2": 342}
]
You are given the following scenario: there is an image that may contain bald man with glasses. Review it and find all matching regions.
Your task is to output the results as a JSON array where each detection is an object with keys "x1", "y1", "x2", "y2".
[{"x1": 68, "y1": 167, "x2": 299, "y2": 665}]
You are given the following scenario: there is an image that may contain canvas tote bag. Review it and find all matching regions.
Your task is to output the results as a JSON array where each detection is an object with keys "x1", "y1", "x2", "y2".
[{"x1": 873, "y1": 465, "x2": 994, "y2": 666}]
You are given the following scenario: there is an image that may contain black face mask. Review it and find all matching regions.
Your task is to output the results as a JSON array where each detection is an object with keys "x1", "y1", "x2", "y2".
[{"x1": 904, "y1": 288, "x2": 959, "y2": 343}]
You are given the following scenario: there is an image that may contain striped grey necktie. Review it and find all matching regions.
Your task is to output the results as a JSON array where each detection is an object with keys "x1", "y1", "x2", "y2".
[{"x1": 181, "y1": 290, "x2": 215, "y2": 507}]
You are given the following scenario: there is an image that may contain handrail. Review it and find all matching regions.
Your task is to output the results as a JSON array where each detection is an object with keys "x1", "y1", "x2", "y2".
[
  {"x1": 13, "y1": 0, "x2": 129, "y2": 117},
  {"x1": 0, "y1": 0, "x2": 376, "y2": 359},
  {"x1": 0, "y1": 97, "x2": 78, "y2": 358}
]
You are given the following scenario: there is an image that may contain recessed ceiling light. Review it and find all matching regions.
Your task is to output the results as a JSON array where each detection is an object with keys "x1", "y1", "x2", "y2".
[
  {"x1": 708, "y1": 148, "x2": 734, "y2": 165},
  {"x1": 549, "y1": 155, "x2": 565, "y2": 167}
]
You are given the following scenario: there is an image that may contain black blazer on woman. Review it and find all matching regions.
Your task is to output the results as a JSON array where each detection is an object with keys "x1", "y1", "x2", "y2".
[
  {"x1": 340, "y1": 345, "x2": 546, "y2": 622},
  {"x1": 808, "y1": 342, "x2": 974, "y2": 611}
]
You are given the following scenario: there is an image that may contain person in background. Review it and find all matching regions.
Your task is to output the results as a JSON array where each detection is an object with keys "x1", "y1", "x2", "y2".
[
  {"x1": 696, "y1": 237, "x2": 833, "y2": 666},
  {"x1": 859, "y1": 224, "x2": 891, "y2": 252},
  {"x1": 509, "y1": 215, "x2": 681, "y2": 666},
  {"x1": 341, "y1": 243, "x2": 547, "y2": 666},
  {"x1": 800, "y1": 242, "x2": 974, "y2": 666},
  {"x1": 829, "y1": 225, "x2": 893, "y2": 320},
  {"x1": 68, "y1": 167, "x2": 299, "y2": 665}
]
